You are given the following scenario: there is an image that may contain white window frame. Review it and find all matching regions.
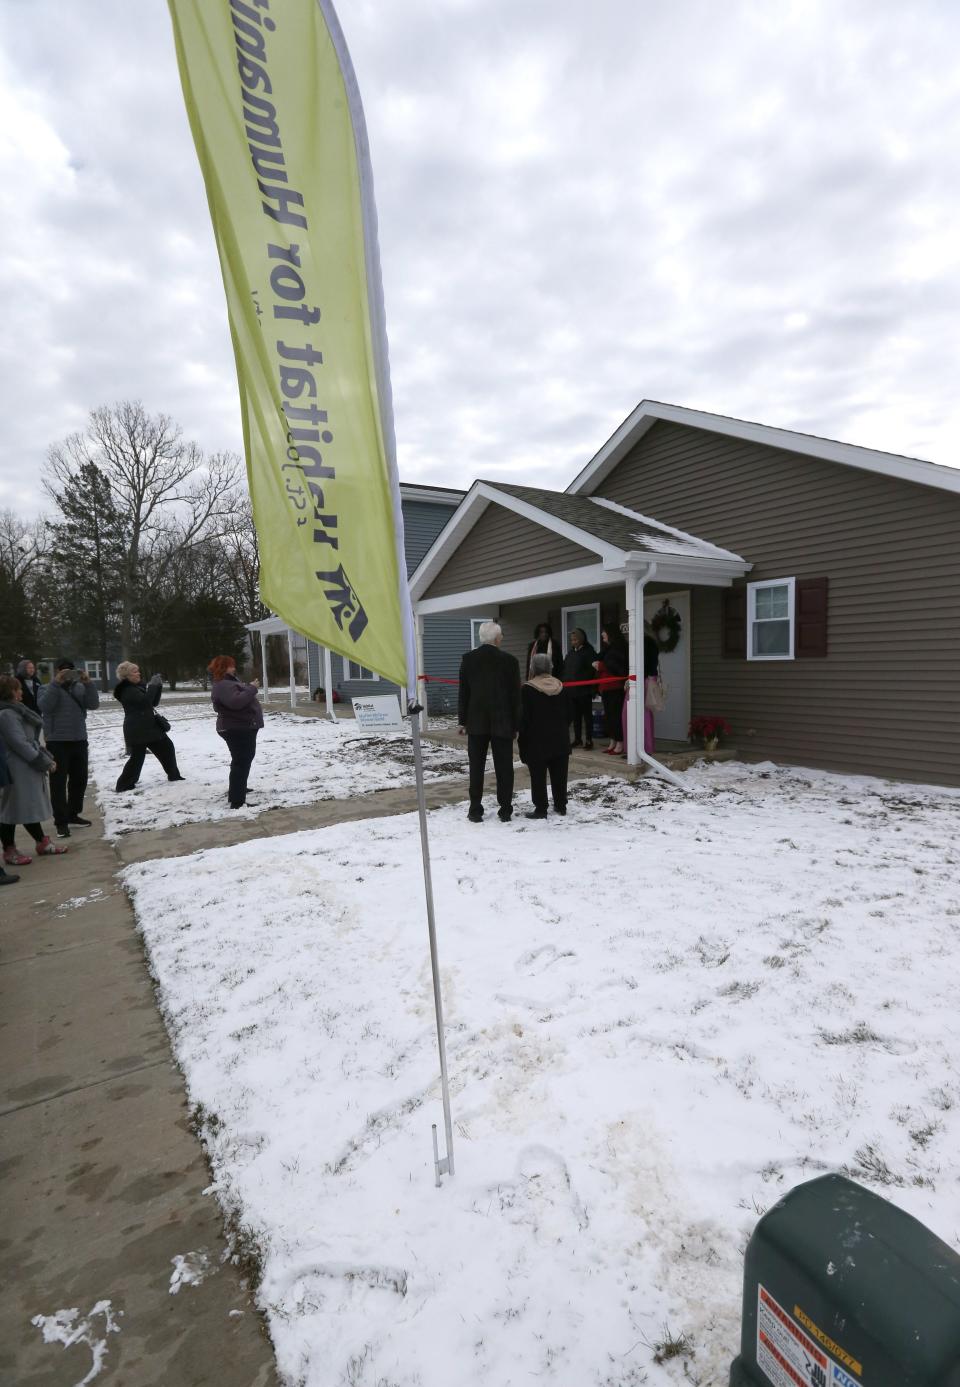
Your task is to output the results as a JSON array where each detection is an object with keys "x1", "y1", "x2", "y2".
[
  {"x1": 346, "y1": 661, "x2": 379, "y2": 682},
  {"x1": 470, "y1": 618, "x2": 493, "y2": 649},
  {"x1": 747, "y1": 577, "x2": 795, "y2": 661},
  {"x1": 84, "y1": 660, "x2": 103, "y2": 681},
  {"x1": 561, "y1": 602, "x2": 600, "y2": 653}
]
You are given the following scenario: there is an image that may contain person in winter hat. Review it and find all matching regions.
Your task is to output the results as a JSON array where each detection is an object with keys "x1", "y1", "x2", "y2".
[
  {"x1": 518, "y1": 653, "x2": 571, "y2": 818},
  {"x1": 113, "y1": 662, "x2": 183, "y2": 791},
  {"x1": 38, "y1": 660, "x2": 100, "y2": 838},
  {"x1": 208, "y1": 655, "x2": 263, "y2": 809},
  {"x1": 0, "y1": 675, "x2": 68, "y2": 863},
  {"x1": 14, "y1": 659, "x2": 42, "y2": 716}
]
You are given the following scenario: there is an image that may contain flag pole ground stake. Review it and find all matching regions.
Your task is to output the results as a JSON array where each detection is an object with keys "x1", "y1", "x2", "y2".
[{"x1": 407, "y1": 701, "x2": 454, "y2": 1185}]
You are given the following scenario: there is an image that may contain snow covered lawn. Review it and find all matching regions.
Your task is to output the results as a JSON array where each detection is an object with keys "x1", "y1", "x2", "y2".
[
  {"x1": 86, "y1": 703, "x2": 468, "y2": 836},
  {"x1": 122, "y1": 762, "x2": 960, "y2": 1385}
]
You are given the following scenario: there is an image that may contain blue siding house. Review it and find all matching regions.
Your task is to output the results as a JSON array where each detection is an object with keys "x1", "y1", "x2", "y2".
[{"x1": 254, "y1": 484, "x2": 486, "y2": 716}]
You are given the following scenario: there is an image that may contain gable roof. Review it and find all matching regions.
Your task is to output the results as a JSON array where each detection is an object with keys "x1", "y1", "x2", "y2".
[
  {"x1": 567, "y1": 400, "x2": 960, "y2": 497},
  {"x1": 409, "y1": 478, "x2": 748, "y2": 603}
]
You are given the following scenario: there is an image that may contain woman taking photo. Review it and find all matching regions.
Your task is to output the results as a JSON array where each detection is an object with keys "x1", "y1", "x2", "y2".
[
  {"x1": 113, "y1": 662, "x2": 184, "y2": 791},
  {"x1": 208, "y1": 656, "x2": 263, "y2": 810},
  {"x1": 594, "y1": 623, "x2": 628, "y2": 756},
  {"x1": 0, "y1": 674, "x2": 68, "y2": 863}
]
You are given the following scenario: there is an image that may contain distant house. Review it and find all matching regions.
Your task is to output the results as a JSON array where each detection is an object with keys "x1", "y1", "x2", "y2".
[
  {"x1": 247, "y1": 483, "x2": 486, "y2": 714},
  {"x1": 409, "y1": 401, "x2": 960, "y2": 787}
]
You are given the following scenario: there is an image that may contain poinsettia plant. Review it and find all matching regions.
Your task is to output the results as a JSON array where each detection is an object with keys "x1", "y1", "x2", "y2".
[{"x1": 688, "y1": 714, "x2": 731, "y2": 744}]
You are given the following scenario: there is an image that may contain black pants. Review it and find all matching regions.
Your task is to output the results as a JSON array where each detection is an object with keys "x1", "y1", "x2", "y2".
[
  {"x1": 601, "y1": 688, "x2": 625, "y2": 740},
  {"x1": 527, "y1": 756, "x2": 569, "y2": 814},
  {"x1": 116, "y1": 735, "x2": 181, "y2": 791},
  {"x1": 570, "y1": 696, "x2": 593, "y2": 744},
  {"x1": 220, "y1": 729, "x2": 258, "y2": 807},
  {"x1": 47, "y1": 739, "x2": 90, "y2": 827},
  {"x1": 467, "y1": 734, "x2": 514, "y2": 815},
  {"x1": 1, "y1": 823, "x2": 43, "y2": 847}
]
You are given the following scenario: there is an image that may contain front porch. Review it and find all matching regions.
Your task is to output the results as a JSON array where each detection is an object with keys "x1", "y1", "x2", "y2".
[{"x1": 409, "y1": 480, "x2": 751, "y2": 777}]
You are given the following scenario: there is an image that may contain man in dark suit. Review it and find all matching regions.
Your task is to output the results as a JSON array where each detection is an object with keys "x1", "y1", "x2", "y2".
[{"x1": 457, "y1": 621, "x2": 521, "y2": 822}]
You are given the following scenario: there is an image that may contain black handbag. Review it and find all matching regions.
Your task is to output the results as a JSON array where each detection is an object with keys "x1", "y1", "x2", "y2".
[{"x1": 154, "y1": 713, "x2": 171, "y2": 733}]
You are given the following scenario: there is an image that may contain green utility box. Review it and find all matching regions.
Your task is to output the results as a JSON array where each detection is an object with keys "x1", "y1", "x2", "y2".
[{"x1": 731, "y1": 1173, "x2": 960, "y2": 1386}]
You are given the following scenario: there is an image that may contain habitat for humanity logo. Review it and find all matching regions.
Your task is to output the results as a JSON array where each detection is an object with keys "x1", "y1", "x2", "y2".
[{"x1": 230, "y1": 0, "x2": 368, "y2": 645}]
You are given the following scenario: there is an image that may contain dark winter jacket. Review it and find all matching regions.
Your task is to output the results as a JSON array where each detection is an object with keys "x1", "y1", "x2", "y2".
[
  {"x1": 39, "y1": 676, "x2": 100, "y2": 742},
  {"x1": 644, "y1": 634, "x2": 660, "y2": 679},
  {"x1": 211, "y1": 674, "x2": 264, "y2": 733},
  {"x1": 457, "y1": 643, "x2": 521, "y2": 739},
  {"x1": 561, "y1": 642, "x2": 597, "y2": 696},
  {"x1": 525, "y1": 636, "x2": 562, "y2": 680},
  {"x1": 14, "y1": 661, "x2": 42, "y2": 715},
  {"x1": 113, "y1": 678, "x2": 165, "y2": 745},
  {"x1": 518, "y1": 678, "x2": 571, "y2": 765},
  {"x1": 596, "y1": 641, "x2": 628, "y2": 684}
]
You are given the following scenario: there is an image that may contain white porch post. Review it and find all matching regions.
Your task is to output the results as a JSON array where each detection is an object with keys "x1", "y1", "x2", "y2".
[
  {"x1": 414, "y1": 609, "x2": 427, "y2": 733},
  {"x1": 260, "y1": 630, "x2": 269, "y2": 703},
  {"x1": 323, "y1": 645, "x2": 337, "y2": 721},
  {"x1": 287, "y1": 628, "x2": 297, "y2": 708},
  {"x1": 626, "y1": 573, "x2": 639, "y2": 766}
]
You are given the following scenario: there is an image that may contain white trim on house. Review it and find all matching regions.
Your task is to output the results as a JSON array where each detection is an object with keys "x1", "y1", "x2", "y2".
[
  {"x1": 566, "y1": 399, "x2": 960, "y2": 498},
  {"x1": 399, "y1": 484, "x2": 464, "y2": 506},
  {"x1": 747, "y1": 576, "x2": 796, "y2": 661},
  {"x1": 416, "y1": 565, "x2": 616, "y2": 615}
]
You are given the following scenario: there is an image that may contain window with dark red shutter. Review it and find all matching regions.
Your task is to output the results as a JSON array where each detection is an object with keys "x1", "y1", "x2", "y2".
[
  {"x1": 722, "y1": 587, "x2": 746, "y2": 658},
  {"x1": 795, "y1": 577, "x2": 828, "y2": 658}
]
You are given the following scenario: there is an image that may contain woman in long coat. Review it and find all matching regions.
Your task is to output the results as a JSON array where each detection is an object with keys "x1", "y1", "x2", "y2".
[
  {"x1": 518, "y1": 653, "x2": 570, "y2": 818},
  {"x1": 113, "y1": 662, "x2": 184, "y2": 791},
  {"x1": 0, "y1": 674, "x2": 68, "y2": 862}
]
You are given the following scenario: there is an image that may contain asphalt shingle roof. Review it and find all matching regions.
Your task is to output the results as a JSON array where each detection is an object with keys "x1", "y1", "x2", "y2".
[{"x1": 480, "y1": 482, "x2": 745, "y2": 562}]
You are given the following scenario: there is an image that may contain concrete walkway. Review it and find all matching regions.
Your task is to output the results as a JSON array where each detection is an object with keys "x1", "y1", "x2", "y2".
[{"x1": 0, "y1": 807, "x2": 278, "y2": 1387}]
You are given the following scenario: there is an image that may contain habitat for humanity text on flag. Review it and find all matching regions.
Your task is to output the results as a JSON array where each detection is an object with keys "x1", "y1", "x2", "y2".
[{"x1": 168, "y1": 0, "x2": 414, "y2": 689}]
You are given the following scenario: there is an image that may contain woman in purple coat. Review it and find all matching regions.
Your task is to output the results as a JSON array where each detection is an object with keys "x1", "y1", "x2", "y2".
[{"x1": 208, "y1": 656, "x2": 264, "y2": 809}]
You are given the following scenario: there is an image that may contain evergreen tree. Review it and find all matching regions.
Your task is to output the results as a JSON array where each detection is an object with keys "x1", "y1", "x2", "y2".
[{"x1": 46, "y1": 461, "x2": 126, "y2": 675}]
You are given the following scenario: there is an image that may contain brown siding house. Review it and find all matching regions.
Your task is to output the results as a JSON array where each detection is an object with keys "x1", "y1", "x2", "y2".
[{"x1": 411, "y1": 403, "x2": 960, "y2": 787}]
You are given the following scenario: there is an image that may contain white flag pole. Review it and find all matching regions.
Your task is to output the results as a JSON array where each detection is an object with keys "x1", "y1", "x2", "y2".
[{"x1": 318, "y1": 0, "x2": 455, "y2": 1183}]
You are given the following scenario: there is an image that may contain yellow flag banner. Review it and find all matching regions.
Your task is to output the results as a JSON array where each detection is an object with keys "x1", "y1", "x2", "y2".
[{"x1": 168, "y1": 0, "x2": 414, "y2": 689}]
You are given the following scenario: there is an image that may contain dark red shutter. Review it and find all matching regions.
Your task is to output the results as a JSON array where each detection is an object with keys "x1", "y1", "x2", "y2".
[
  {"x1": 722, "y1": 587, "x2": 746, "y2": 658},
  {"x1": 795, "y1": 577, "x2": 828, "y2": 658}
]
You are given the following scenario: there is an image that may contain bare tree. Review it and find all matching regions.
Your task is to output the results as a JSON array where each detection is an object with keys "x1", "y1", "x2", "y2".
[
  {"x1": 45, "y1": 403, "x2": 241, "y2": 657},
  {"x1": 0, "y1": 508, "x2": 48, "y2": 586}
]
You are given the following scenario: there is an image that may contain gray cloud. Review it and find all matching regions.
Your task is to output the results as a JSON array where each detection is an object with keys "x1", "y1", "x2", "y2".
[{"x1": 1, "y1": 0, "x2": 958, "y2": 519}]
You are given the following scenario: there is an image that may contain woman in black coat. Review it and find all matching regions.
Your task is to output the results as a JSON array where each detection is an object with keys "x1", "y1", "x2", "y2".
[
  {"x1": 518, "y1": 653, "x2": 570, "y2": 818},
  {"x1": 113, "y1": 662, "x2": 184, "y2": 791},
  {"x1": 525, "y1": 622, "x2": 562, "y2": 680},
  {"x1": 594, "y1": 623, "x2": 628, "y2": 755}
]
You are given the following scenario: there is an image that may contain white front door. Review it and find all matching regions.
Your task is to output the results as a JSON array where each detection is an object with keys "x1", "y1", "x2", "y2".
[{"x1": 643, "y1": 592, "x2": 690, "y2": 743}]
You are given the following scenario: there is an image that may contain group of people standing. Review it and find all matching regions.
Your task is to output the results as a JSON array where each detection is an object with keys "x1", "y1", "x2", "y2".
[
  {"x1": 458, "y1": 617, "x2": 661, "y2": 823},
  {"x1": 0, "y1": 653, "x2": 265, "y2": 887}
]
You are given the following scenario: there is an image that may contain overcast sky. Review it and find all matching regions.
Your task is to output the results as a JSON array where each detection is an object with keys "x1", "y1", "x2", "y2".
[{"x1": 2, "y1": 0, "x2": 959, "y2": 518}]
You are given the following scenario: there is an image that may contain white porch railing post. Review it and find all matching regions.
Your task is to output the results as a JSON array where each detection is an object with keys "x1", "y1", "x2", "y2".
[
  {"x1": 626, "y1": 573, "x2": 639, "y2": 766},
  {"x1": 260, "y1": 630, "x2": 269, "y2": 703},
  {"x1": 323, "y1": 645, "x2": 337, "y2": 721},
  {"x1": 414, "y1": 609, "x2": 427, "y2": 733}
]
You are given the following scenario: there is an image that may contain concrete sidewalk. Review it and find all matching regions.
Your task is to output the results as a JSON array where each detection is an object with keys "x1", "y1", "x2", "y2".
[{"x1": 0, "y1": 808, "x2": 277, "y2": 1386}]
